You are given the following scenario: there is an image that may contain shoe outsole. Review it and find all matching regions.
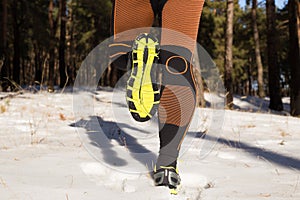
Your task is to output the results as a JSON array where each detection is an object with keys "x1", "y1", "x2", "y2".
[{"x1": 126, "y1": 33, "x2": 160, "y2": 122}]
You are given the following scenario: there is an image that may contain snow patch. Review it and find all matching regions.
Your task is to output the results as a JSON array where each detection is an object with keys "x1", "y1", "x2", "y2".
[
  {"x1": 255, "y1": 140, "x2": 280, "y2": 147},
  {"x1": 217, "y1": 152, "x2": 236, "y2": 160},
  {"x1": 181, "y1": 173, "x2": 208, "y2": 188},
  {"x1": 80, "y1": 162, "x2": 110, "y2": 177},
  {"x1": 122, "y1": 180, "x2": 136, "y2": 193},
  {"x1": 1, "y1": 91, "x2": 300, "y2": 199}
]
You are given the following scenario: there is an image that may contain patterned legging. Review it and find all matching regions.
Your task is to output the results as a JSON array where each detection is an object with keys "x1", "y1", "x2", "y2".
[{"x1": 111, "y1": 0, "x2": 205, "y2": 168}]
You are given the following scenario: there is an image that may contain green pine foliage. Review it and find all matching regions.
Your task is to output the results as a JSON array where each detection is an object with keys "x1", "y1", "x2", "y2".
[
  {"x1": 199, "y1": 0, "x2": 271, "y2": 95},
  {"x1": 0, "y1": 0, "x2": 291, "y2": 96}
]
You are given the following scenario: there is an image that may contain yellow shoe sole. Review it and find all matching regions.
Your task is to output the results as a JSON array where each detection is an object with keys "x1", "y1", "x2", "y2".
[{"x1": 126, "y1": 33, "x2": 160, "y2": 122}]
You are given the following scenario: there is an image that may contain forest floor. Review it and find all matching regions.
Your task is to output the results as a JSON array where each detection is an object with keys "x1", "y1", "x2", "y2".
[{"x1": 0, "y1": 89, "x2": 299, "y2": 200}]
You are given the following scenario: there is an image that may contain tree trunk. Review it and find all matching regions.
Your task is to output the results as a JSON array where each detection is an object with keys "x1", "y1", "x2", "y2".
[
  {"x1": 193, "y1": 46, "x2": 206, "y2": 107},
  {"x1": 266, "y1": 0, "x2": 283, "y2": 111},
  {"x1": 224, "y1": 0, "x2": 234, "y2": 109},
  {"x1": 68, "y1": 0, "x2": 76, "y2": 85},
  {"x1": 0, "y1": 0, "x2": 8, "y2": 91},
  {"x1": 252, "y1": 0, "x2": 265, "y2": 98},
  {"x1": 12, "y1": 0, "x2": 20, "y2": 86},
  {"x1": 289, "y1": 0, "x2": 300, "y2": 116},
  {"x1": 0, "y1": 0, "x2": 7, "y2": 55},
  {"x1": 59, "y1": 0, "x2": 67, "y2": 88},
  {"x1": 247, "y1": 64, "x2": 252, "y2": 96},
  {"x1": 48, "y1": 0, "x2": 59, "y2": 92},
  {"x1": 34, "y1": 43, "x2": 42, "y2": 84},
  {"x1": 110, "y1": 67, "x2": 119, "y2": 87}
]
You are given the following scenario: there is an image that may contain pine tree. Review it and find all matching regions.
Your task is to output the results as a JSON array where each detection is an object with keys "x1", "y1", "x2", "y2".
[
  {"x1": 59, "y1": 0, "x2": 67, "y2": 88},
  {"x1": 289, "y1": 0, "x2": 300, "y2": 116},
  {"x1": 0, "y1": 0, "x2": 8, "y2": 91},
  {"x1": 12, "y1": 0, "x2": 21, "y2": 86},
  {"x1": 224, "y1": 0, "x2": 234, "y2": 108},
  {"x1": 266, "y1": 0, "x2": 283, "y2": 111},
  {"x1": 48, "y1": 0, "x2": 58, "y2": 91},
  {"x1": 252, "y1": 0, "x2": 265, "y2": 97}
]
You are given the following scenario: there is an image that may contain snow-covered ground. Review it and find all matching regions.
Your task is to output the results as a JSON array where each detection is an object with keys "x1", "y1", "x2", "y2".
[{"x1": 0, "y1": 89, "x2": 299, "y2": 200}]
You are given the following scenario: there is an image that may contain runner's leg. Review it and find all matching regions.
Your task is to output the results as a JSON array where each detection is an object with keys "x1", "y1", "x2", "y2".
[
  {"x1": 156, "y1": 0, "x2": 205, "y2": 168},
  {"x1": 110, "y1": 0, "x2": 155, "y2": 69}
]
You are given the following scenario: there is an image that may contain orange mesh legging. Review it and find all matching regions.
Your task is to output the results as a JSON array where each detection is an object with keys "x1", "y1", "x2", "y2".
[
  {"x1": 112, "y1": 0, "x2": 154, "y2": 42},
  {"x1": 112, "y1": 0, "x2": 204, "y2": 52},
  {"x1": 112, "y1": 0, "x2": 204, "y2": 168}
]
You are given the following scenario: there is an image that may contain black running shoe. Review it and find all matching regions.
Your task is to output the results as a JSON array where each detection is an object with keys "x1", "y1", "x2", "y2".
[{"x1": 153, "y1": 166, "x2": 181, "y2": 190}]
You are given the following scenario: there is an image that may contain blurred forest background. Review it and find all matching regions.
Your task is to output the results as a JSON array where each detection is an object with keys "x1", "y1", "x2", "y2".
[{"x1": 0, "y1": 0, "x2": 299, "y2": 116}]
